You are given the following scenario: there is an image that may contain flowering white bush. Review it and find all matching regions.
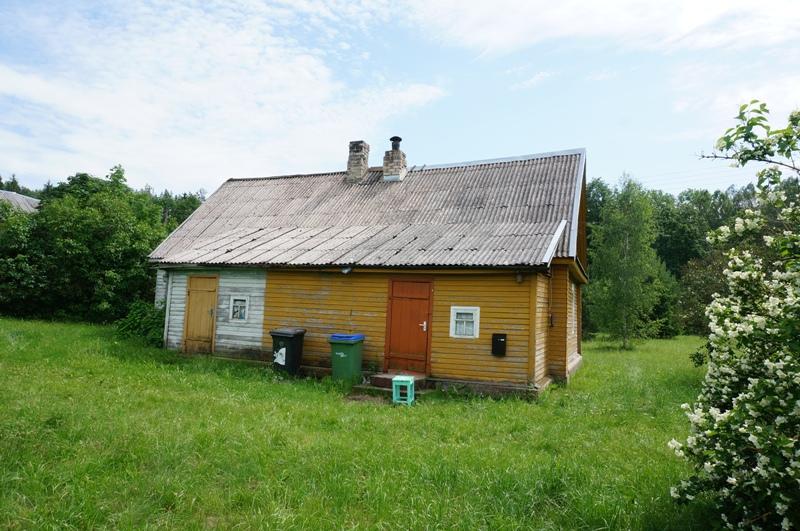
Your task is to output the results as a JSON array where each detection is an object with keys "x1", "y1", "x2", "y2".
[{"x1": 670, "y1": 168, "x2": 800, "y2": 529}]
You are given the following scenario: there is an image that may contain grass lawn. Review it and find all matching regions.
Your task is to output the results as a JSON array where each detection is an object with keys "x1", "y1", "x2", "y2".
[{"x1": 0, "y1": 318, "x2": 715, "y2": 529}]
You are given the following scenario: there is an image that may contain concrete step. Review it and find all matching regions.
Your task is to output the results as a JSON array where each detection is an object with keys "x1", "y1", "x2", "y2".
[{"x1": 369, "y1": 372, "x2": 431, "y2": 389}]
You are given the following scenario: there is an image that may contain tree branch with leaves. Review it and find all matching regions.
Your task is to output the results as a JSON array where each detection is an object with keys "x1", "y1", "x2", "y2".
[{"x1": 701, "y1": 100, "x2": 800, "y2": 175}]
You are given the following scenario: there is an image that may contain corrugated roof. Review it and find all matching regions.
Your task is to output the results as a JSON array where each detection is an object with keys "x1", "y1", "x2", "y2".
[
  {"x1": 0, "y1": 191, "x2": 39, "y2": 213},
  {"x1": 150, "y1": 148, "x2": 585, "y2": 268}
]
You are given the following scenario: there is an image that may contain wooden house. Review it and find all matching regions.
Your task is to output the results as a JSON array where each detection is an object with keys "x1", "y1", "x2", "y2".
[{"x1": 150, "y1": 138, "x2": 587, "y2": 392}]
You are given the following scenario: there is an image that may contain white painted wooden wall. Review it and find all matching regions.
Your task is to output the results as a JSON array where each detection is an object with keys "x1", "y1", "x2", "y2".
[
  {"x1": 164, "y1": 271, "x2": 188, "y2": 350},
  {"x1": 154, "y1": 269, "x2": 168, "y2": 309},
  {"x1": 215, "y1": 270, "x2": 266, "y2": 355},
  {"x1": 158, "y1": 268, "x2": 266, "y2": 355}
]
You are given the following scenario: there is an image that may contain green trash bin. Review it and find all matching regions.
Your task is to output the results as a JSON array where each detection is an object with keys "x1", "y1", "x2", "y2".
[{"x1": 328, "y1": 333, "x2": 365, "y2": 383}]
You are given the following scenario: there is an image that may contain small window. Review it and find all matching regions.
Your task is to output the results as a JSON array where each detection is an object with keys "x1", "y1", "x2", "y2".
[
  {"x1": 230, "y1": 296, "x2": 249, "y2": 321},
  {"x1": 450, "y1": 306, "x2": 480, "y2": 338}
]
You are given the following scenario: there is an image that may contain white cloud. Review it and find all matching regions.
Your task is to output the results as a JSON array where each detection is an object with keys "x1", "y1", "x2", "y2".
[
  {"x1": 402, "y1": 0, "x2": 800, "y2": 55},
  {"x1": 669, "y1": 61, "x2": 800, "y2": 143},
  {"x1": 4, "y1": 0, "x2": 798, "y2": 196},
  {"x1": 510, "y1": 71, "x2": 554, "y2": 90},
  {"x1": 0, "y1": 0, "x2": 442, "y2": 192}
]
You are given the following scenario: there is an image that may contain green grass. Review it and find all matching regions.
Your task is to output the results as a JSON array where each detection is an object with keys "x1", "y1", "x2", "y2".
[{"x1": 0, "y1": 318, "x2": 715, "y2": 529}]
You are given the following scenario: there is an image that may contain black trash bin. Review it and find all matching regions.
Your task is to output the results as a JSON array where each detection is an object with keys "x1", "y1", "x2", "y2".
[{"x1": 270, "y1": 327, "x2": 306, "y2": 375}]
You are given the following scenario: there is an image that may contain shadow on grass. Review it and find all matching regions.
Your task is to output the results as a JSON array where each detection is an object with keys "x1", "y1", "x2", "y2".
[
  {"x1": 100, "y1": 331, "x2": 360, "y2": 396},
  {"x1": 102, "y1": 332, "x2": 541, "y2": 404},
  {"x1": 638, "y1": 496, "x2": 718, "y2": 531},
  {"x1": 584, "y1": 340, "x2": 629, "y2": 352},
  {"x1": 660, "y1": 370, "x2": 706, "y2": 396},
  {"x1": 102, "y1": 330, "x2": 283, "y2": 376}
]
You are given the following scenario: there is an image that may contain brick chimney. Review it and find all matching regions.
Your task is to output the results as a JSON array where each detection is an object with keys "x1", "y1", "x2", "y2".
[
  {"x1": 346, "y1": 140, "x2": 370, "y2": 183},
  {"x1": 382, "y1": 136, "x2": 407, "y2": 182}
]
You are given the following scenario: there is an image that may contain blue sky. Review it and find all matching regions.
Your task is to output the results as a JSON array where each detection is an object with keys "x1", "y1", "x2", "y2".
[{"x1": 1, "y1": 1, "x2": 799, "y2": 195}]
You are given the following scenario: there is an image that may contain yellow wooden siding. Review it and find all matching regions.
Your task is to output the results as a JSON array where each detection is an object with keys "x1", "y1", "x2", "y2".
[
  {"x1": 576, "y1": 283, "x2": 582, "y2": 354},
  {"x1": 567, "y1": 280, "x2": 579, "y2": 356},
  {"x1": 263, "y1": 271, "x2": 389, "y2": 369},
  {"x1": 262, "y1": 269, "x2": 534, "y2": 383},
  {"x1": 430, "y1": 275, "x2": 531, "y2": 384},
  {"x1": 534, "y1": 272, "x2": 549, "y2": 383},
  {"x1": 547, "y1": 265, "x2": 569, "y2": 378},
  {"x1": 527, "y1": 275, "x2": 537, "y2": 382}
]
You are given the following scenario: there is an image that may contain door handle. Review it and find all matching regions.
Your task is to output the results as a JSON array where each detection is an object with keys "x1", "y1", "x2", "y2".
[
  {"x1": 208, "y1": 308, "x2": 214, "y2": 317},
  {"x1": 419, "y1": 320, "x2": 427, "y2": 332}
]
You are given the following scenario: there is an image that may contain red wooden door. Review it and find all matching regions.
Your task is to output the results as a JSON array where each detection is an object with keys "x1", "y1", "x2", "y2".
[{"x1": 386, "y1": 280, "x2": 432, "y2": 373}]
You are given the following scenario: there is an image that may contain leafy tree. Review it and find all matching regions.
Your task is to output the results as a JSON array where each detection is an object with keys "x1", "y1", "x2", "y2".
[
  {"x1": 152, "y1": 189, "x2": 204, "y2": 230},
  {"x1": 703, "y1": 99, "x2": 800, "y2": 172},
  {"x1": 0, "y1": 201, "x2": 43, "y2": 314},
  {"x1": 671, "y1": 102, "x2": 800, "y2": 529},
  {"x1": 0, "y1": 166, "x2": 203, "y2": 322},
  {"x1": 649, "y1": 186, "x2": 757, "y2": 280},
  {"x1": 0, "y1": 174, "x2": 40, "y2": 198},
  {"x1": 585, "y1": 176, "x2": 666, "y2": 347},
  {"x1": 649, "y1": 260, "x2": 682, "y2": 338},
  {"x1": 678, "y1": 251, "x2": 728, "y2": 335},
  {"x1": 582, "y1": 178, "x2": 612, "y2": 337},
  {"x1": 1, "y1": 175, "x2": 21, "y2": 193},
  {"x1": 30, "y1": 184, "x2": 166, "y2": 320},
  {"x1": 586, "y1": 178, "x2": 612, "y2": 239},
  {"x1": 674, "y1": 179, "x2": 799, "y2": 338}
]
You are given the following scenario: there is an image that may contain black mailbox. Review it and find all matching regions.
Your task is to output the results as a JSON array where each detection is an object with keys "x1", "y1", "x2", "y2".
[{"x1": 491, "y1": 333, "x2": 506, "y2": 357}]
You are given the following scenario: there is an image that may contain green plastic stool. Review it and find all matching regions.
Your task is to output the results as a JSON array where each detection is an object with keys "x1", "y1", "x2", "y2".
[{"x1": 392, "y1": 375, "x2": 415, "y2": 405}]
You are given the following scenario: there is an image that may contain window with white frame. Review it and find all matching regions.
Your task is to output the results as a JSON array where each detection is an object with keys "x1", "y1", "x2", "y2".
[
  {"x1": 230, "y1": 295, "x2": 249, "y2": 321},
  {"x1": 450, "y1": 306, "x2": 480, "y2": 338}
]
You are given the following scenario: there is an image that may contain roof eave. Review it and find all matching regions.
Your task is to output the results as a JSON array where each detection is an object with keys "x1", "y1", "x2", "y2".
[
  {"x1": 541, "y1": 219, "x2": 568, "y2": 266},
  {"x1": 150, "y1": 261, "x2": 551, "y2": 271},
  {"x1": 567, "y1": 148, "x2": 586, "y2": 258}
]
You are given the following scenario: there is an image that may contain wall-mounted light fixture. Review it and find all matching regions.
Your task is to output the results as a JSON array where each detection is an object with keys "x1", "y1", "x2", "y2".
[
  {"x1": 515, "y1": 272, "x2": 524, "y2": 284},
  {"x1": 341, "y1": 266, "x2": 353, "y2": 274}
]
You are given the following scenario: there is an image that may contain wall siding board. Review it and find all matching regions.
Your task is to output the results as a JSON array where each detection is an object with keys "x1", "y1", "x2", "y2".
[
  {"x1": 567, "y1": 275, "x2": 583, "y2": 371},
  {"x1": 547, "y1": 265, "x2": 569, "y2": 378},
  {"x1": 154, "y1": 269, "x2": 168, "y2": 309},
  {"x1": 161, "y1": 266, "x2": 579, "y2": 385},
  {"x1": 164, "y1": 269, "x2": 266, "y2": 354},
  {"x1": 535, "y1": 272, "x2": 549, "y2": 383},
  {"x1": 165, "y1": 272, "x2": 189, "y2": 349},
  {"x1": 263, "y1": 271, "x2": 389, "y2": 369},
  {"x1": 262, "y1": 270, "x2": 532, "y2": 384},
  {"x1": 545, "y1": 264, "x2": 582, "y2": 380},
  {"x1": 577, "y1": 283, "x2": 583, "y2": 355},
  {"x1": 215, "y1": 270, "x2": 266, "y2": 355},
  {"x1": 566, "y1": 280, "x2": 578, "y2": 358},
  {"x1": 417, "y1": 272, "x2": 531, "y2": 384}
]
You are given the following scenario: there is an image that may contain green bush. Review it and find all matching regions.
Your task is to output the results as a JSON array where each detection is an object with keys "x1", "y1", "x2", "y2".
[
  {"x1": 0, "y1": 166, "x2": 203, "y2": 322},
  {"x1": 116, "y1": 301, "x2": 165, "y2": 347},
  {"x1": 670, "y1": 103, "x2": 800, "y2": 529}
]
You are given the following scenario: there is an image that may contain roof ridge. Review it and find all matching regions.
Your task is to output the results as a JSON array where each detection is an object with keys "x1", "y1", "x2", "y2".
[
  {"x1": 224, "y1": 148, "x2": 585, "y2": 182},
  {"x1": 227, "y1": 170, "x2": 347, "y2": 182},
  {"x1": 418, "y1": 148, "x2": 586, "y2": 171},
  {"x1": 0, "y1": 190, "x2": 39, "y2": 200}
]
